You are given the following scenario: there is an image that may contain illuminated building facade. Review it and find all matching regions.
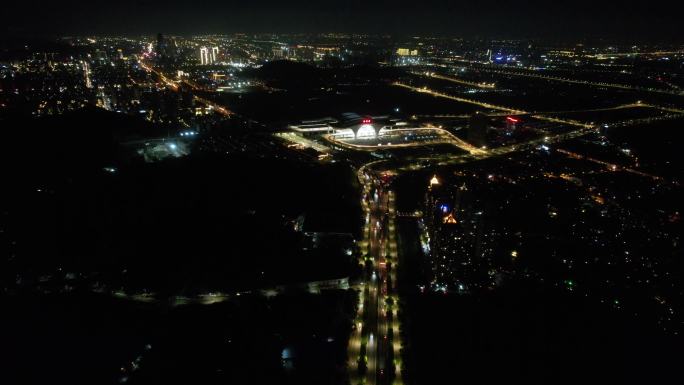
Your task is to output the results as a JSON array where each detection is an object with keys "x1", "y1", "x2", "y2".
[
  {"x1": 396, "y1": 48, "x2": 418, "y2": 56},
  {"x1": 200, "y1": 46, "x2": 218, "y2": 65},
  {"x1": 288, "y1": 113, "x2": 399, "y2": 140}
]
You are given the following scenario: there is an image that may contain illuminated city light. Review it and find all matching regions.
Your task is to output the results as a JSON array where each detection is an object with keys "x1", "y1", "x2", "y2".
[
  {"x1": 5, "y1": 27, "x2": 684, "y2": 385},
  {"x1": 442, "y1": 213, "x2": 458, "y2": 224},
  {"x1": 356, "y1": 124, "x2": 376, "y2": 139}
]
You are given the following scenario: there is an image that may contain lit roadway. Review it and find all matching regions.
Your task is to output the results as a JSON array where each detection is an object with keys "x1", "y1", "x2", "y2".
[
  {"x1": 393, "y1": 81, "x2": 684, "y2": 130},
  {"x1": 471, "y1": 66, "x2": 684, "y2": 96},
  {"x1": 409, "y1": 102, "x2": 684, "y2": 120},
  {"x1": 344, "y1": 87, "x2": 684, "y2": 384},
  {"x1": 325, "y1": 127, "x2": 487, "y2": 155},
  {"x1": 346, "y1": 114, "x2": 661, "y2": 383},
  {"x1": 393, "y1": 81, "x2": 526, "y2": 114},
  {"x1": 349, "y1": 166, "x2": 403, "y2": 385},
  {"x1": 412, "y1": 71, "x2": 496, "y2": 89},
  {"x1": 137, "y1": 57, "x2": 234, "y2": 117},
  {"x1": 345, "y1": 105, "x2": 671, "y2": 384}
]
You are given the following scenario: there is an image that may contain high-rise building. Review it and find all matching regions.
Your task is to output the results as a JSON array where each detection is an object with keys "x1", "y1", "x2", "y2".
[
  {"x1": 199, "y1": 46, "x2": 218, "y2": 65},
  {"x1": 468, "y1": 112, "x2": 489, "y2": 148},
  {"x1": 156, "y1": 33, "x2": 167, "y2": 57},
  {"x1": 156, "y1": 33, "x2": 178, "y2": 64},
  {"x1": 272, "y1": 47, "x2": 285, "y2": 59},
  {"x1": 200, "y1": 47, "x2": 210, "y2": 65},
  {"x1": 505, "y1": 116, "x2": 519, "y2": 135}
]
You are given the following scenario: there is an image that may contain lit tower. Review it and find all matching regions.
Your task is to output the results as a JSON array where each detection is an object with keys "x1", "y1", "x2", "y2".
[
  {"x1": 505, "y1": 116, "x2": 519, "y2": 135},
  {"x1": 156, "y1": 33, "x2": 167, "y2": 57},
  {"x1": 468, "y1": 112, "x2": 489, "y2": 148},
  {"x1": 429, "y1": 175, "x2": 440, "y2": 189}
]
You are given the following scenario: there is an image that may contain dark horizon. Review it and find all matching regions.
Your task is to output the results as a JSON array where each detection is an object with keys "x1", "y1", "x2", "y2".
[{"x1": 3, "y1": 0, "x2": 684, "y2": 42}]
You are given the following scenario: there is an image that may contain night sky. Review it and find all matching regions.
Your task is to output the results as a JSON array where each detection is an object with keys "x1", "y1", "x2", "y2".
[{"x1": 3, "y1": 0, "x2": 683, "y2": 40}]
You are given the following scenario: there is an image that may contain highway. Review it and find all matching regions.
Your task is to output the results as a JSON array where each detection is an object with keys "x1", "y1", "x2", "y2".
[
  {"x1": 402, "y1": 103, "x2": 684, "y2": 120},
  {"x1": 137, "y1": 58, "x2": 179, "y2": 91},
  {"x1": 349, "y1": 166, "x2": 403, "y2": 385},
  {"x1": 470, "y1": 66, "x2": 684, "y2": 96},
  {"x1": 393, "y1": 81, "x2": 684, "y2": 132},
  {"x1": 413, "y1": 71, "x2": 496, "y2": 89},
  {"x1": 101, "y1": 277, "x2": 350, "y2": 307},
  {"x1": 393, "y1": 81, "x2": 526, "y2": 114},
  {"x1": 137, "y1": 57, "x2": 234, "y2": 117}
]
